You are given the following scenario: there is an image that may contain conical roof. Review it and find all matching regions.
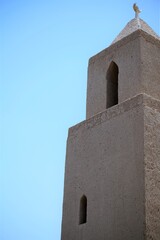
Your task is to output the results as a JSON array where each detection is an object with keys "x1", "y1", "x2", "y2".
[{"x1": 112, "y1": 18, "x2": 159, "y2": 45}]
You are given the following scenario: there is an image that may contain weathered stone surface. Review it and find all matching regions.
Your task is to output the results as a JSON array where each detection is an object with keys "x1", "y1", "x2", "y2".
[
  {"x1": 144, "y1": 105, "x2": 160, "y2": 240},
  {"x1": 61, "y1": 94, "x2": 160, "y2": 239}
]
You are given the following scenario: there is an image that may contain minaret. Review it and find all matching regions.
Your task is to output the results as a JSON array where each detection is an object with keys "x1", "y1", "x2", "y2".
[{"x1": 61, "y1": 6, "x2": 160, "y2": 240}]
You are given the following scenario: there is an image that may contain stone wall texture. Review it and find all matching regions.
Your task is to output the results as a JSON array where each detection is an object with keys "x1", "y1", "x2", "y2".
[
  {"x1": 144, "y1": 101, "x2": 160, "y2": 240},
  {"x1": 61, "y1": 94, "x2": 160, "y2": 240}
]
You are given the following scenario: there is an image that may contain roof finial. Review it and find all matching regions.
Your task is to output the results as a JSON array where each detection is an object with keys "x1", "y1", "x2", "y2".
[{"x1": 133, "y1": 3, "x2": 141, "y2": 19}]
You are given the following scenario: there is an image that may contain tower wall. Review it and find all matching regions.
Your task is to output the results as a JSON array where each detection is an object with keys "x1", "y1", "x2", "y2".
[
  {"x1": 86, "y1": 32, "x2": 141, "y2": 119},
  {"x1": 61, "y1": 95, "x2": 145, "y2": 240},
  {"x1": 86, "y1": 31, "x2": 160, "y2": 119},
  {"x1": 61, "y1": 19, "x2": 160, "y2": 240}
]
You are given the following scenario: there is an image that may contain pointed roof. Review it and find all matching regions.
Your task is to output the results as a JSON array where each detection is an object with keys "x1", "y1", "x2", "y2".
[{"x1": 111, "y1": 18, "x2": 159, "y2": 45}]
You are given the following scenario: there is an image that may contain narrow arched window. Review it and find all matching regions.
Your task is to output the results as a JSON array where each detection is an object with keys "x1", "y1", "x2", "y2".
[
  {"x1": 106, "y1": 61, "x2": 119, "y2": 108},
  {"x1": 79, "y1": 195, "x2": 87, "y2": 224}
]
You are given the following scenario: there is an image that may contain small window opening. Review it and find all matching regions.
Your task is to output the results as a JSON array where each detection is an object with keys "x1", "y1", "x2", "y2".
[
  {"x1": 79, "y1": 195, "x2": 87, "y2": 225},
  {"x1": 106, "y1": 61, "x2": 119, "y2": 108}
]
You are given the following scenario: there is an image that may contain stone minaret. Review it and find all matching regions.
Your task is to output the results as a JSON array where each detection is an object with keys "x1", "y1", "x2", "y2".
[{"x1": 61, "y1": 15, "x2": 160, "y2": 240}]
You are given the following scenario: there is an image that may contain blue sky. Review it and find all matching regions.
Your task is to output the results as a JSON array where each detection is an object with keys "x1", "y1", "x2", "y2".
[{"x1": 0, "y1": 0, "x2": 159, "y2": 240}]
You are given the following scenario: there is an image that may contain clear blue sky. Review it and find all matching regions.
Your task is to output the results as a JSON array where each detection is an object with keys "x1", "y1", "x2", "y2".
[{"x1": 0, "y1": 0, "x2": 159, "y2": 240}]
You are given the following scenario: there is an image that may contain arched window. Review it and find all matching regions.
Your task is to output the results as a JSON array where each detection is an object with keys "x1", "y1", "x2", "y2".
[
  {"x1": 106, "y1": 61, "x2": 119, "y2": 108},
  {"x1": 79, "y1": 195, "x2": 87, "y2": 224}
]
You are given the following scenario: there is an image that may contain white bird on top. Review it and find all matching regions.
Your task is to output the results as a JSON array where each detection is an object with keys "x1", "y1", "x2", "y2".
[{"x1": 133, "y1": 3, "x2": 141, "y2": 18}]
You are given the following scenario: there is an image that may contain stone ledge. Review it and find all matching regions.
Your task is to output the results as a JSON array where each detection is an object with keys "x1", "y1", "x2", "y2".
[{"x1": 68, "y1": 94, "x2": 160, "y2": 138}]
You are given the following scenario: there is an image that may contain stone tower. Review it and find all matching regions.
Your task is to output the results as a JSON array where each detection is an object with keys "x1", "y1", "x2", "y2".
[{"x1": 61, "y1": 15, "x2": 160, "y2": 240}]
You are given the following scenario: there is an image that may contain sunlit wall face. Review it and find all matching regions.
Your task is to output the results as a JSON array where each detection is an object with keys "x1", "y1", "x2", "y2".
[{"x1": 0, "y1": 0, "x2": 159, "y2": 240}]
